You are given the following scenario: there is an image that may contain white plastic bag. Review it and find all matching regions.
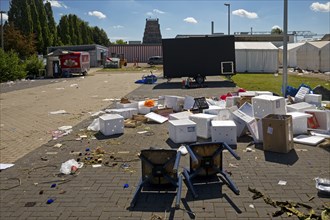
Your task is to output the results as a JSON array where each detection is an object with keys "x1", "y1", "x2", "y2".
[
  {"x1": 60, "y1": 159, "x2": 79, "y2": 175},
  {"x1": 87, "y1": 118, "x2": 100, "y2": 131}
]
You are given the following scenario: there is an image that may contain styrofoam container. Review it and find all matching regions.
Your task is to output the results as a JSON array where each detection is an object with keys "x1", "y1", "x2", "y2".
[
  {"x1": 304, "y1": 109, "x2": 330, "y2": 132},
  {"x1": 239, "y1": 102, "x2": 253, "y2": 117},
  {"x1": 164, "y1": 95, "x2": 185, "y2": 112},
  {"x1": 169, "y1": 111, "x2": 193, "y2": 120},
  {"x1": 99, "y1": 114, "x2": 124, "y2": 136},
  {"x1": 255, "y1": 91, "x2": 273, "y2": 96},
  {"x1": 239, "y1": 91, "x2": 256, "y2": 97},
  {"x1": 286, "y1": 102, "x2": 316, "y2": 113},
  {"x1": 293, "y1": 135, "x2": 325, "y2": 146},
  {"x1": 226, "y1": 96, "x2": 240, "y2": 108},
  {"x1": 116, "y1": 101, "x2": 138, "y2": 109},
  {"x1": 183, "y1": 96, "x2": 195, "y2": 110},
  {"x1": 231, "y1": 109, "x2": 254, "y2": 137},
  {"x1": 294, "y1": 87, "x2": 310, "y2": 102},
  {"x1": 304, "y1": 94, "x2": 322, "y2": 107},
  {"x1": 189, "y1": 113, "x2": 217, "y2": 139},
  {"x1": 214, "y1": 108, "x2": 233, "y2": 120},
  {"x1": 252, "y1": 95, "x2": 286, "y2": 119},
  {"x1": 287, "y1": 112, "x2": 312, "y2": 135},
  {"x1": 138, "y1": 101, "x2": 152, "y2": 115},
  {"x1": 203, "y1": 105, "x2": 223, "y2": 115},
  {"x1": 144, "y1": 112, "x2": 168, "y2": 124},
  {"x1": 106, "y1": 108, "x2": 138, "y2": 119},
  {"x1": 211, "y1": 120, "x2": 237, "y2": 145},
  {"x1": 168, "y1": 119, "x2": 197, "y2": 143}
]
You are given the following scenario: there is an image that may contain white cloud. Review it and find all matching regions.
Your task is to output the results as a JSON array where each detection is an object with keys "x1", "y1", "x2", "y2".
[
  {"x1": 146, "y1": 12, "x2": 153, "y2": 16},
  {"x1": 113, "y1": 25, "x2": 124, "y2": 29},
  {"x1": 45, "y1": 0, "x2": 68, "y2": 9},
  {"x1": 165, "y1": 27, "x2": 172, "y2": 31},
  {"x1": 153, "y1": 9, "x2": 165, "y2": 14},
  {"x1": 310, "y1": 2, "x2": 330, "y2": 12},
  {"x1": 232, "y1": 9, "x2": 258, "y2": 19},
  {"x1": 88, "y1": 11, "x2": 106, "y2": 19},
  {"x1": 183, "y1": 17, "x2": 198, "y2": 24}
]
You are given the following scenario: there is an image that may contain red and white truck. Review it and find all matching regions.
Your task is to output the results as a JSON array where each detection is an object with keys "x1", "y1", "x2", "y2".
[{"x1": 59, "y1": 51, "x2": 90, "y2": 76}]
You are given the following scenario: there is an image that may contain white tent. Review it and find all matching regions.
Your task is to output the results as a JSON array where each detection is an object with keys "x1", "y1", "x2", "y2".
[
  {"x1": 296, "y1": 41, "x2": 330, "y2": 72},
  {"x1": 278, "y1": 42, "x2": 304, "y2": 67},
  {"x1": 235, "y1": 42, "x2": 279, "y2": 73}
]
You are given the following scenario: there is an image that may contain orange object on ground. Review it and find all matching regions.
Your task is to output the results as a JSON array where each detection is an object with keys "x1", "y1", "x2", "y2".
[{"x1": 144, "y1": 99, "x2": 155, "y2": 107}]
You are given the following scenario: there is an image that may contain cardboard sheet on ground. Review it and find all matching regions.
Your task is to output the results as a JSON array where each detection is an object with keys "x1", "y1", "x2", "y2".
[
  {"x1": 293, "y1": 135, "x2": 325, "y2": 146},
  {"x1": 145, "y1": 112, "x2": 168, "y2": 123}
]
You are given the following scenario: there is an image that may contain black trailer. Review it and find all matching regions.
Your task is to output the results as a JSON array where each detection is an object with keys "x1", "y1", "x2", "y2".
[{"x1": 162, "y1": 35, "x2": 236, "y2": 84}]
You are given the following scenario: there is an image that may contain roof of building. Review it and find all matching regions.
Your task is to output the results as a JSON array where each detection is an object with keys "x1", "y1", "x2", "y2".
[{"x1": 235, "y1": 42, "x2": 278, "y2": 50}]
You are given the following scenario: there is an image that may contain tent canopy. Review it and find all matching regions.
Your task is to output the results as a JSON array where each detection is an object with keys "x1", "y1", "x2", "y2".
[
  {"x1": 235, "y1": 42, "x2": 279, "y2": 73},
  {"x1": 278, "y1": 42, "x2": 305, "y2": 67}
]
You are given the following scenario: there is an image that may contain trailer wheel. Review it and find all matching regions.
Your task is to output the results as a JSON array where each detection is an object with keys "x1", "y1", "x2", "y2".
[{"x1": 195, "y1": 75, "x2": 205, "y2": 85}]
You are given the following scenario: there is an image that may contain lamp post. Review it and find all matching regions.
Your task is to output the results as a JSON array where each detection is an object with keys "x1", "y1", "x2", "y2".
[
  {"x1": 224, "y1": 3, "x2": 230, "y2": 35},
  {"x1": 282, "y1": 0, "x2": 288, "y2": 97},
  {"x1": 0, "y1": 11, "x2": 5, "y2": 50}
]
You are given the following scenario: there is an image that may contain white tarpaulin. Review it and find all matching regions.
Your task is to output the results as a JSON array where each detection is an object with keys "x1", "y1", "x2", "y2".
[
  {"x1": 296, "y1": 41, "x2": 330, "y2": 72},
  {"x1": 235, "y1": 42, "x2": 279, "y2": 73},
  {"x1": 278, "y1": 42, "x2": 304, "y2": 67}
]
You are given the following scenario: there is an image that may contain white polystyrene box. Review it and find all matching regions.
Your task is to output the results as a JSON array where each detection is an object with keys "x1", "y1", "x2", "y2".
[
  {"x1": 169, "y1": 111, "x2": 193, "y2": 120},
  {"x1": 214, "y1": 108, "x2": 233, "y2": 120},
  {"x1": 106, "y1": 108, "x2": 138, "y2": 119},
  {"x1": 287, "y1": 112, "x2": 312, "y2": 135},
  {"x1": 226, "y1": 96, "x2": 240, "y2": 108},
  {"x1": 295, "y1": 87, "x2": 310, "y2": 102},
  {"x1": 99, "y1": 114, "x2": 124, "y2": 136},
  {"x1": 232, "y1": 109, "x2": 254, "y2": 137},
  {"x1": 286, "y1": 102, "x2": 316, "y2": 113},
  {"x1": 168, "y1": 119, "x2": 197, "y2": 143},
  {"x1": 304, "y1": 109, "x2": 330, "y2": 132},
  {"x1": 138, "y1": 101, "x2": 152, "y2": 115},
  {"x1": 304, "y1": 94, "x2": 322, "y2": 107},
  {"x1": 116, "y1": 101, "x2": 138, "y2": 109},
  {"x1": 211, "y1": 120, "x2": 237, "y2": 145},
  {"x1": 203, "y1": 105, "x2": 223, "y2": 115},
  {"x1": 239, "y1": 91, "x2": 256, "y2": 97},
  {"x1": 189, "y1": 113, "x2": 217, "y2": 139},
  {"x1": 164, "y1": 95, "x2": 185, "y2": 112},
  {"x1": 252, "y1": 95, "x2": 286, "y2": 119},
  {"x1": 255, "y1": 91, "x2": 273, "y2": 96}
]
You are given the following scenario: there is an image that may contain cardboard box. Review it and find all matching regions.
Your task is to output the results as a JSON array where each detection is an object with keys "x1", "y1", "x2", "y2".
[
  {"x1": 262, "y1": 114, "x2": 294, "y2": 153},
  {"x1": 168, "y1": 119, "x2": 197, "y2": 143},
  {"x1": 252, "y1": 95, "x2": 286, "y2": 119},
  {"x1": 99, "y1": 114, "x2": 124, "y2": 136},
  {"x1": 189, "y1": 113, "x2": 217, "y2": 139},
  {"x1": 211, "y1": 120, "x2": 237, "y2": 145},
  {"x1": 153, "y1": 107, "x2": 174, "y2": 117}
]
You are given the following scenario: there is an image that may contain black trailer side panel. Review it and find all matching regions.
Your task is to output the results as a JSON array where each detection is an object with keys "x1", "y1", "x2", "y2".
[{"x1": 162, "y1": 36, "x2": 236, "y2": 79}]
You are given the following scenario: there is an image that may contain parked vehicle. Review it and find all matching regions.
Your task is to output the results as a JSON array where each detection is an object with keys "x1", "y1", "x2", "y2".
[
  {"x1": 59, "y1": 51, "x2": 90, "y2": 76},
  {"x1": 147, "y1": 56, "x2": 163, "y2": 65},
  {"x1": 162, "y1": 36, "x2": 236, "y2": 84}
]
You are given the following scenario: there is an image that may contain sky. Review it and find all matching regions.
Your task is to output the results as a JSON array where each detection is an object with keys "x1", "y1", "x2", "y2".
[{"x1": 0, "y1": 0, "x2": 329, "y2": 42}]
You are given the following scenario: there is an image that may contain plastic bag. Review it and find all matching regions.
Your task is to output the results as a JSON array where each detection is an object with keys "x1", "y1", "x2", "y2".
[
  {"x1": 60, "y1": 159, "x2": 81, "y2": 175},
  {"x1": 87, "y1": 118, "x2": 100, "y2": 131}
]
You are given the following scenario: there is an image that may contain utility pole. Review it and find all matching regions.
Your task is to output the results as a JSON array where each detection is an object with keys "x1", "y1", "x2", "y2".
[
  {"x1": 0, "y1": 11, "x2": 5, "y2": 50},
  {"x1": 224, "y1": 3, "x2": 230, "y2": 35},
  {"x1": 282, "y1": 0, "x2": 288, "y2": 97}
]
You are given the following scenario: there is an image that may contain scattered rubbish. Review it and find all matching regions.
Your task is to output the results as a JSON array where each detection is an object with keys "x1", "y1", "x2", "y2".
[
  {"x1": 118, "y1": 151, "x2": 129, "y2": 154},
  {"x1": 295, "y1": 149, "x2": 308, "y2": 152},
  {"x1": 102, "y1": 98, "x2": 113, "y2": 102},
  {"x1": 145, "y1": 112, "x2": 168, "y2": 123},
  {"x1": 0, "y1": 164, "x2": 14, "y2": 170},
  {"x1": 41, "y1": 157, "x2": 48, "y2": 161},
  {"x1": 121, "y1": 163, "x2": 130, "y2": 169},
  {"x1": 86, "y1": 148, "x2": 90, "y2": 152},
  {"x1": 229, "y1": 163, "x2": 239, "y2": 168},
  {"x1": 310, "y1": 131, "x2": 330, "y2": 138},
  {"x1": 24, "y1": 202, "x2": 36, "y2": 207},
  {"x1": 49, "y1": 110, "x2": 67, "y2": 115},
  {"x1": 137, "y1": 131, "x2": 148, "y2": 134},
  {"x1": 46, "y1": 199, "x2": 54, "y2": 204},
  {"x1": 278, "y1": 180, "x2": 287, "y2": 186},
  {"x1": 59, "y1": 190, "x2": 66, "y2": 194},
  {"x1": 46, "y1": 152, "x2": 58, "y2": 155},
  {"x1": 51, "y1": 183, "x2": 57, "y2": 188},
  {"x1": 249, "y1": 204, "x2": 255, "y2": 209},
  {"x1": 123, "y1": 183, "x2": 129, "y2": 189},
  {"x1": 55, "y1": 88, "x2": 65, "y2": 90},
  {"x1": 248, "y1": 187, "x2": 328, "y2": 219},
  {"x1": 90, "y1": 111, "x2": 105, "y2": 117},
  {"x1": 79, "y1": 135, "x2": 87, "y2": 138},
  {"x1": 70, "y1": 84, "x2": 78, "y2": 87},
  {"x1": 53, "y1": 143, "x2": 63, "y2": 148},
  {"x1": 58, "y1": 125, "x2": 72, "y2": 131},
  {"x1": 92, "y1": 164, "x2": 102, "y2": 168},
  {"x1": 177, "y1": 145, "x2": 188, "y2": 155},
  {"x1": 315, "y1": 177, "x2": 330, "y2": 196},
  {"x1": 245, "y1": 147, "x2": 254, "y2": 152},
  {"x1": 60, "y1": 159, "x2": 81, "y2": 175}
]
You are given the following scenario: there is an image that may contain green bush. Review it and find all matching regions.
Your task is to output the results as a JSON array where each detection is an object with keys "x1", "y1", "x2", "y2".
[
  {"x1": 24, "y1": 55, "x2": 45, "y2": 77},
  {"x1": 0, "y1": 49, "x2": 26, "y2": 82}
]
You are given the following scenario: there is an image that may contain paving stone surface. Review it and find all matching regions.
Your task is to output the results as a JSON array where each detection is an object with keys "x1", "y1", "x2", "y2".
[{"x1": 0, "y1": 76, "x2": 329, "y2": 220}]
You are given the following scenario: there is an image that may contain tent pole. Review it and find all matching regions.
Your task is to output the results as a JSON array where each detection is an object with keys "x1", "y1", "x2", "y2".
[{"x1": 282, "y1": 0, "x2": 288, "y2": 97}]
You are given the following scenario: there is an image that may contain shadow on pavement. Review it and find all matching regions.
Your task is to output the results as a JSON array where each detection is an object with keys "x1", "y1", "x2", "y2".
[{"x1": 263, "y1": 149, "x2": 299, "y2": 165}]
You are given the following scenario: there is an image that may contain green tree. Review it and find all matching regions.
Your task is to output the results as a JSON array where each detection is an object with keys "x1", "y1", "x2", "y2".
[
  {"x1": 0, "y1": 49, "x2": 26, "y2": 82},
  {"x1": 271, "y1": 26, "x2": 282, "y2": 35},
  {"x1": 36, "y1": 0, "x2": 51, "y2": 54},
  {"x1": 114, "y1": 39, "x2": 127, "y2": 45},
  {"x1": 24, "y1": 54, "x2": 44, "y2": 76},
  {"x1": 58, "y1": 15, "x2": 71, "y2": 45},
  {"x1": 44, "y1": 1, "x2": 58, "y2": 46}
]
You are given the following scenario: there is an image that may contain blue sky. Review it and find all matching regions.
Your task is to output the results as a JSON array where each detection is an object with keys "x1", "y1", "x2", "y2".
[{"x1": 1, "y1": 0, "x2": 329, "y2": 42}]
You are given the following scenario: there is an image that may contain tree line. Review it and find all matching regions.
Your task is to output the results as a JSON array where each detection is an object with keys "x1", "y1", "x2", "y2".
[{"x1": 2, "y1": 0, "x2": 111, "y2": 58}]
